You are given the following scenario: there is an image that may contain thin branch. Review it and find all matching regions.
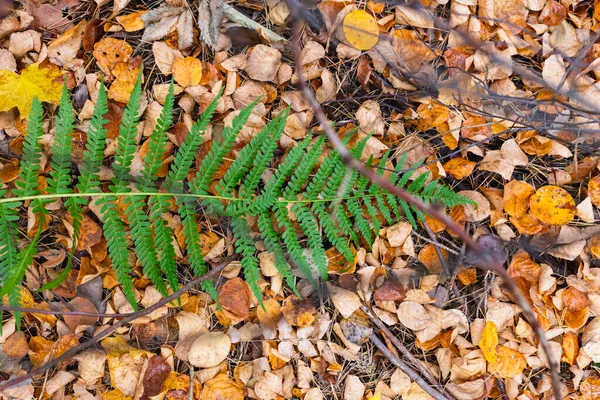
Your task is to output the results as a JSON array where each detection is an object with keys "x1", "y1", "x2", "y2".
[
  {"x1": 0, "y1": 256, "x2": 236, "y2": 392},
  {"x1": 283, "y1": 2, "x2": 562, "y2": 398},
  {"x1": 370, "y1": 333, "x2": 449, "y2": 400}
]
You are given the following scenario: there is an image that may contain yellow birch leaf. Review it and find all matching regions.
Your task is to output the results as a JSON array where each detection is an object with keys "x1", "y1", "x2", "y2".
[
  {"x1": 0, "y1": 63, "x2": 62, "y2": 117},
  {"x1": 343, "y1": 10, "x2": 379, "y2": 51},
  {"x1": 478, "y1": 321, "x2": 498, "y2": 364},
  {"x1": 172, "y1": 57, "x2": 203, "y2": 88},
  {"x1": 529, "y1": 185, "x2": 576, "y2": 225}
]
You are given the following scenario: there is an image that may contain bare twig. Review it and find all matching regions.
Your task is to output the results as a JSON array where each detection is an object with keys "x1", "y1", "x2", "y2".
[
  {"x1": 370, "y1": 333, "x2": 448, "y2": 400},
  {"x1": 361, "y1": 306, "x2": 444, "y2": 392},
  {"x1": 223, "y1": 4, "x2": 287, "y2": 43},
  {"x1": 0, "y1": 256, "x2": 236, "y2": 392},
  {"x1": 283, "y1": 2, "x2": 562, "y2": 398}
]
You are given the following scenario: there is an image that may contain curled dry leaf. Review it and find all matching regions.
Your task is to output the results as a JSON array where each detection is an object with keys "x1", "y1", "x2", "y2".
[
  {"x1": 458, "y1": 190, "x2": 491, "y2": 222},
  {"x1": 188, "y1": 331, "x2": 231, "y2": 368},
  {"x1": 529, "y1": 185, "x2": 576, "y2": 225},
  {"x1": 63, "y1": 296, "x2": 99, "y2": 332},
  {"x1": 281, "y1": 296, "x2": 316, "y2": 327},
  {"x1": 93, "y1": 38, "x2": 132, "y2": 76},
  {"x1": 343, "y1": 10, "x2": 379, "y2": 51}
]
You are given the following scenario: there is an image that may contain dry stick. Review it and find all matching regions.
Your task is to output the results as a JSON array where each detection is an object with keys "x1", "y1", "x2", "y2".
[
  {"x1": 370, "y1": 333, "x2": 448, "y2": 400},
  {"x1": 283, "y1": 3, "x2": 561, "y2": 399},
  {"x1": 360, "y1": 306, "x2": 444, "y2": 392},
  {"x1": 0, "y1": 307, "x2": 129, "y2": 318},
  {"x1": 0, "y1": 256, "x2": 236, "y2": 392}
]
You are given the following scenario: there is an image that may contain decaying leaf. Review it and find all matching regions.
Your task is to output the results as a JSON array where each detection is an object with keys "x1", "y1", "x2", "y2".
[{"x1": 188, "y1": 331, "x2": 231, "y2": 368}]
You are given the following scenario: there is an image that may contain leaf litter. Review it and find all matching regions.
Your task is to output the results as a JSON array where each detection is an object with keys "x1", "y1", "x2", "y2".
[{"x1": 2, "y1": 0, "x2": 600, "y2": 399}]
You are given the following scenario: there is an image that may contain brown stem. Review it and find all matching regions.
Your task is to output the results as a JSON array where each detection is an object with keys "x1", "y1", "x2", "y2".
[
  {"x1": 0, "y1": 256, "x2": 236, "y2": 392},
  {"x1": 283, "y1": 3, "x2": 562, "y2": 398}
]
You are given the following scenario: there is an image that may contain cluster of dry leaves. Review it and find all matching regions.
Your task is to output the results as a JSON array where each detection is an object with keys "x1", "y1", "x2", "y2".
[{"x1": 3, "y1": 0, "x2": 600, "y2": 398}]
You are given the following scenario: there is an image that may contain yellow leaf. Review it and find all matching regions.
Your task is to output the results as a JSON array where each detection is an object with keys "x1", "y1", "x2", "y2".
[
  {"x1": 478, "y1": 321, "x2": 498, "y2": 364},
  {"x1": 201, "y1": 373, "x2": 244, "y2": 400},
  {"x1": 343, "y1": 10, "x2": 379, "y2": 51},
  {"x1": 116, "y1": 11, "x2": 147, "y2": 32},
  {"x1": 172, "y1": 57, "x2": 203, "y2": 88},
  {"x1": 503, "y1": 180, "x2": 535, "y2": 218},
  {"x1": 488, "y1": 345, "x2": 527, "y2": 378},
  {"x1": 370, "y1": 392, "x2": 381, "y2": 400},
  {"x1": 529, "y1": 185, "x2": 576, "y2": 225},
  {"x1": 0, "y1": 63, "x2": 62, "y2": 117}
]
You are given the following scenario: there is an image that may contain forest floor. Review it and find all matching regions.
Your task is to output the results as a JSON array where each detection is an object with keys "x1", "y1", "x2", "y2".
[{"x1": 1, "y1": 0, "x2": 600, "y2": 399}]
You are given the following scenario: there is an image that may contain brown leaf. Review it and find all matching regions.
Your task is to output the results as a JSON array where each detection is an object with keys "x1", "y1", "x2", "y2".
[
  {"x1": 373, "y1": 276, "x2": 405, "y2": 301},
  {"x1": 63, "y1": 296, "x2": 99, "y2": 332},
  {"x1": 418, "y1": 243, "x2": 447, "y2": 274},
  {"x1": 562, "y1": 287, "x2": 590, "y2": 313},
  {"x1": 561, "y1": 331, "x2": 579, "y2": 365},
  {"x1": 218, "y1": 277, "x2": 251, "y2": 322},
  {"x1": 507, "y1": 250, "x2": 541, "y2": 282},
  {"x1": 92, "y1": 38, "x2": 133, "y2": 77},
  {"x1": 281, "y1": 296, "x2": 316, "y2": 327},
  {"x1": 257, "y1": 298, "x2": 282, "y2": 329},
  {"x1": 3, "y1": 331, "x2": 28, "y2": 358},
  {"x1": 141, "y1": 355, "x2": 171, "y2": 400}
]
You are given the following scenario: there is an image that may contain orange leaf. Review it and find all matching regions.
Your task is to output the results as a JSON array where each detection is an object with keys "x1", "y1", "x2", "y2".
[
  {"x1": 417, "y1": 243, "x2": 447, "y2": 274},
  {"x1": 117, "y1": 11, "x2": 147, "y2": 32},
  {"x1": 562, "y1": 287, "x2": 590, "y2": 313},
  {"x1": 561, "y1": 331, "x2": 579, "y2": 365},
  {"x1": 503, "y1": 180, "x2": 535, "y2": 218},
  {"x1": 589, "y1": 175, "x2": 600, "y2": 208},
  {"x1": 443, "y1": 158, "x2": 476, "y2": 180},
  {"x1": 93, "y1": 38, "x2": 132, "y2": 76},
  {"x1": 201, "y1": 373, "x2": 244, "y2": 400},
  {"x1": 489, "y1": 345, "x2": 527, "y2": 378},
  {"x1": 507, "y1": 250, "x2": 541, "y2": 282},
  {"x1": 172, "y1": 57, "x2": 203, "y2": 88},
  {"x1": 457, "y1": 268, "x2": 477, "y2": 286},
  {"x1": 217, "y1": 277, "x2": 251, "y2": 322}
]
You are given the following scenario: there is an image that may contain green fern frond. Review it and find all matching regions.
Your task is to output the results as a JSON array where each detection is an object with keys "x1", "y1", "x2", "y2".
[
  {"x1": 230, "y1": 216, "x2": 263, "y2": 306},
  {"x1": 48, "y1": 84, "x2": 75, "y2": 195}
]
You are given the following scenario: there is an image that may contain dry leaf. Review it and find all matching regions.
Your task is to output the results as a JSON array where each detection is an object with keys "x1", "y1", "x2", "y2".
[
  {"x1": 397, "y1": 301, "x2": 431, "y2": 331},
  {"x1": 478, "y1": 321, "x2": 498, "y2": 364},
  {"x1": 458, "y1": 191, "x2": 491, "y2": 222},
  {"x1": 489, "y1": 346, "x2": 527, "y2": 378},
  {"x1": 418, "y1": 243, "x2": 447, "y2": 274},
  {"x1": 443, "y1": 158, "x2": 476, "y2": 180},
  {"x1": 343, "y1": 10, "x2": 379, "y2": 51},
  {"x1": 152, "y1": 41, "x2": 183, "y2": 75},
  {"x1": 73, "y1": 349, "x2": 107, "y2": 385},
  {"x1": 172, "y1": 57, "x2": 203, "y2": 88},
  {"x1": 327, "y1": 283, "x2": 361, "y2": 318},
  {"x1": 589, "y1": 175, "x2": 600, "y2": 208},
  {"x1": 201, "y1": 373, "x2": 244, "y2": 400},
  {"x1": 503, "y1": 180, "x2": 535, "y2": 218},
  {"x1": 48, "y1": 20, "x2": 87, "y2": 69},
  {"x1": 117, "y1": 11, "x2": 147, "y2": 32},
  {"x1": 3, "y1": 332, "x2": 28, "y2": 358},
  {"x1": 0, "y1": 63, "x2": 62, "y2": 116},
  {"x1": 218, "y1": 277, "x2": 251, "y2": 322},
  {"x1": 529, "y1": 185, "x2": 576, "y2": 225},
  {"x1": 93, "y1": 38, "x2": 132, "y2": 76},
  {"x1": 245, "y1": 45, "x2": 281, "y2": 82},
  {"x1": 257, "y1": 298, "x2": 282, "y2": 329},
  {"x1": 188, "y1": 331, "x2": 231, "y2": 368}
]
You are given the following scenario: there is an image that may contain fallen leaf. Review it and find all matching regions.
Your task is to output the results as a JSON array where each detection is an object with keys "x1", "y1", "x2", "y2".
[
  {"x1": 73, "y1": 349, "x2": 107, "y2": 385},
  {"x1": 102, "y1": 336, "x2": 152, "y2": 397},
  {"x1": 201, "y1": 373, "x2": 244, "y2": 400},
  {"x1": 589, "y1": 175, "x2": 600, "y2": 208},
  {"x1": 257, "y1": 298, "x2": 282, "y2": 329},
  {"x1": 0, "y1": 63, "x2": 62, "y2": 116},
  {"x1": 458, "y1": 190, "x2": 490, "y2": 222},
  {"x1": 63, "y1": 296, "x2": 99, "y2": 332},
  {"x1": 48, "y1": 20, "x2": 87, "y2": 69},
  {"x1": 561, "y1": 331, "x2": 579, "y2": 365},
  {"x1": 343, "y1": 10, "x2": 379, "y2": 51},
  {"x1": 3, "y1": 331, "x2": 28, "y2": 358},
  {"x1": 188, "y1": 332, "x2": 231, "y2": 368},
  {"x1": 443, "y1": 158, "x2": 476, "y2": 180},
  {"x1": 245, "y1": 44, "x2": 281, "y2": 82},
  {"x1": 141, "y1": 355, "x2": 171, "y2": 400},
  {"x1": 218, "y1": 277, "x2": 251, "y2": 323},
  {"x1": 503, "y1": 180, "x2": 535, "y2": 218},
  {"x1": 418, "y1": 243, "x2": 447, "y2": 274},
  {"x1": 93, "y1": 38, "x2": 133, "y2": 76},
  {"x1": 172, "y1": 56, "x2": 203, "y2": 87},
  {"x1": 478, "y1": 321, "x2": 498, "y2": 364},
  {"x1": 281, "y1": 296, "x2": 316, "y2": 327},
  {"x1": 117, "y1": 11, "x2": 147, "y2": 32},
  {"x1": 397, "y1": 301, "x2": 430, "y2": 331},
  {"x1": 456, "y1": 268, "x2": 477, "y2": 286},
  {"x1": 529, "y1": 185, "x2": 576, "y2": 225},
  {"x1": 489, "y1": 345, "x2": 527, "y2": 378},
  {"x1": 327, "y1": 283, "x2": 361, "y2": 318},
  {"x1": 343, "y1": 375, "x2": 365, "y2": 400}
]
